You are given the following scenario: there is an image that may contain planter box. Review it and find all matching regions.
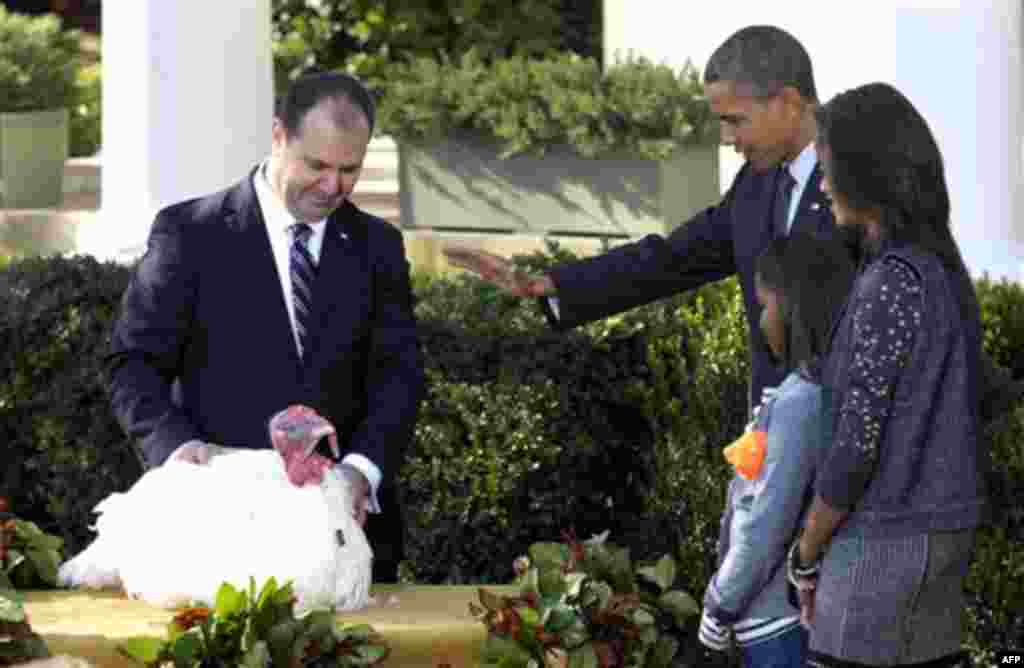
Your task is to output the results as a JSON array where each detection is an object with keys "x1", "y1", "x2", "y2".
[
  {"x1": 0, "y1": 109, "x2": 69, "y2": 209},
  {"x1": 398, "y1": 137, "x2": 719, "y2": 238}
]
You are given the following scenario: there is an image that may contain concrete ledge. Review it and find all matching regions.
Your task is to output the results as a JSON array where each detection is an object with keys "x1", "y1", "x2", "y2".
[
  {"x1": 0, "y1": 208, "x2": 93, "y2": 257},
  {"x1": 63, "y1": 156, "x2": 101, "y2": 194}
]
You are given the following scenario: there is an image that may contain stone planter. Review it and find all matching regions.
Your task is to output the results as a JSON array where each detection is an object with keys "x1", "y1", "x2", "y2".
[
  {"x1": 398, "y1": 136, "x2": 719, "y2": 238},
  {"x1": 0, "y1": 108, "x2": 69, "y2": 208}
]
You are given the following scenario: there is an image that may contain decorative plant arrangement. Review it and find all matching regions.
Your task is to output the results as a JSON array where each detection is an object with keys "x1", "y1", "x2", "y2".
[
  {"x1": 0, "y1": 502, "x2": 59, "y2": 664},
  {"x1": 0, "y1": 583, "x2": 49, "y2": 666},
  {"x1": 471, "y1": 531, "x2": 700, "y2": 668},
  {"x1": 0, "y1": 7, "x2": 79, "y2": 113},
  {"x1": 374, "y1": 51, "x2": 716, "y2": 161},
  {"x1": 119, "y1": 577, "x2": 389, "y2": 667}
]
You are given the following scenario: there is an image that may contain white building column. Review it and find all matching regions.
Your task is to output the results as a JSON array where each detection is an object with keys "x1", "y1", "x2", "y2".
[
  {"x1": 80, "y1": 0, "x2": 273, "y2": 263},
  {"x1": 605, "y1": 0, "x2": 1024, "y2": 281}
]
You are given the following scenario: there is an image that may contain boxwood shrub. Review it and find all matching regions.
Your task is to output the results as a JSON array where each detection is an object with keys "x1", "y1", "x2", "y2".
[{"x1": 0, "y1": 250, "x2": 1020, "y2": 664}]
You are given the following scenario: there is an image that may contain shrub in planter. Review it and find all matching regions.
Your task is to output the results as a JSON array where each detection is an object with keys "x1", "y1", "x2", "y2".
[
  {"x1": 0, "y1": 8, "x2": 81, "y2": 207},
  {"x1": 0, "y1": 8, "x2": 79, "y2": 114},
  {"x1": 375, "y1": 50, "x2": 716, "y2": 161},
  {"x1": 378, "y1": 53, "x2": 720, "y2": 236}
]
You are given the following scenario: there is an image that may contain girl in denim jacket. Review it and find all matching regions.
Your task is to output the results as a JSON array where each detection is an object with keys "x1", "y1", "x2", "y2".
[{"x1": 700, "y1": 234, "x2": 856, "y2": 667}]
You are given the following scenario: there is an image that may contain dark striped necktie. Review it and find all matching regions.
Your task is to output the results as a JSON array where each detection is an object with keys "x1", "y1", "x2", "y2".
[
  {"x1": 289, "y1": 222, "x2": 316, "y2": 359},
  {"x1": 774, "y1": 166, "x2": 797, "y2": 239}
]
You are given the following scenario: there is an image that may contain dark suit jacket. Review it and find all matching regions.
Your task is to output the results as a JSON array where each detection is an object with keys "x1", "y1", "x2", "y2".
[
  {"x1": 108, "y1": 167, "x2": 425, "y2": 481},
  {"x1": 545, "y1": 162, "x2": 835, "y2": 410}
]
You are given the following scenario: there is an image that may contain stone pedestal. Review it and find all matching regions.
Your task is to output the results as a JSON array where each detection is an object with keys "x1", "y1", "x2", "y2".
[{"x1": 78, "y1": 0, "x2": 273, "y2": 263}]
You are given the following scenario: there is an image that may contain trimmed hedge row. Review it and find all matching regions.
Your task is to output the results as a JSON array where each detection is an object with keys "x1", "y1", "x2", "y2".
[{"x1": 0, "y1": 250, "x2": 1021, "y2": 664}]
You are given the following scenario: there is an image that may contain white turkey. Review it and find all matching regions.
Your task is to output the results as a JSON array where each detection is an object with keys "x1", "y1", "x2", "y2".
[{"x1": 56, "y1": 405, "x2": 373, "y2": 613}]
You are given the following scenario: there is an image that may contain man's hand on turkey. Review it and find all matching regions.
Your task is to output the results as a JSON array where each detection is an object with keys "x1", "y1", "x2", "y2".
[
  {"x1": 269, "y1": 405, "x2": 340, "y2": 487},
  {"x1": 442, "y1": 245, "x2": 555, "y2": 297},
  {"x1": 169, "y1": 440, "x2": 213, "y2": 465},
  {"x1": 337, "y1": 464, "x2": 371, "y2": 527}
]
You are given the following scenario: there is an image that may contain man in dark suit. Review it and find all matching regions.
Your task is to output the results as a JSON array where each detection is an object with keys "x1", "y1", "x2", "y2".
[
  {"x1": 447, "y1": 25, "x2": 830, "y2": 410},
  {"x1": 107, "y1": 72, "x2": 424, "y2": 581},
  {"x1": 447, "y1": 23, "x2": 1019, "y2": 423}
]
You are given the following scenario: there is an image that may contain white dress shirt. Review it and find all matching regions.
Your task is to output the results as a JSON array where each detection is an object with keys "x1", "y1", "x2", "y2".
[
  {"x1": 781, "y1": 141, "x2": 818, "y2": 234},
  {"x1": 173, "y1": 162, "x2": 382, "y2": 514}
]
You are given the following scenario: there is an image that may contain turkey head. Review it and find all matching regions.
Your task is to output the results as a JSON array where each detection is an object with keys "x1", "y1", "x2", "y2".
[{"x1": 269, "y1": 405, "x2": 340, "y2": 487}]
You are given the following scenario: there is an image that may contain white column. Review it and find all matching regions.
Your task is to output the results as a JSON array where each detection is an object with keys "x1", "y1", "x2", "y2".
[
  {"x1": 604, "y1": 0, "x2": 1024, "y2": 281},
  {"x1": 80, "y1": 0, "x2": 273, "y2": 263}
]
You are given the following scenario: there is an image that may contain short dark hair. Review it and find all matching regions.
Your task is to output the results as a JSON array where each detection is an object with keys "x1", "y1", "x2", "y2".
[
  {"x1": 756, "y1": 234, "x2": 856, "y2": 376},
  {"x1": 815, "y1": 82, "x2": 978, "y2": 326},
  {"x1": 275, "y1": 70, "x2": 376, "y2": 138},
  {"x1": 704, "y1": 25, "x2": 817, "y2": 101}
]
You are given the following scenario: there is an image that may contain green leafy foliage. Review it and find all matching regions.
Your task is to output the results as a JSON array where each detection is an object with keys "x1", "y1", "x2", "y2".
[
  {"x1": 119, "y1": 577, "x2": 389, "y2": 668},
  {"x1": 4, "y1": 519, "x2": 64, "y2": 589},
  {"x1": 270, "y1": 0, "x2": 599, "y2": 91},
  {"x1": 0, "y1": 575, "x2": 25, "y2": 625},
  {"x1": 70, "y1": 59, "x2": 101, "y2": 157},
  {"x1": 374, "y1": 51, "x2": 715, "y2": 161},
  {"x1": 0, "y1": 516, "x2": 55, "y2": 664},
  {"x1": 472, "y1": 532, "x2": 700, "y2": 668},
  {"x1": 977, "y1": 273, "x2": 1024, "y2": 378},
  {"x1": 408, "y1": 242, "x2": 686, "y2": 585},
  {"x1": 0, "y1": 628, "x2": 49, "y2": 665},
  {"x1": 0, "y1": 255, "x2": 140, "y2": 558},
  {"x1": 0, "y1": 7, "x2": 80, "y2": 112},
  {"x1": 1, "y1": 251, "x2": 1022, "y2": 664}
]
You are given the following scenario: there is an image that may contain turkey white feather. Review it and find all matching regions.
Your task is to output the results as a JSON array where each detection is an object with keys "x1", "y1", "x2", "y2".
[{"x1": 57, "y1": 407, "x2": 373, "y2": 613}]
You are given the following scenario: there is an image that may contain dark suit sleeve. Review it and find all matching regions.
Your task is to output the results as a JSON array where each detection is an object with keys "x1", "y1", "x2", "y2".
[
  {"x1": 543, "y1": 168, "x2": 743, "y2": 330},
  {"x1": 348, "y1": 226, "x2": 425, "y2": 480},
  {"x1": 107, "y1": 210, "x2": 202, "y2": 467}
]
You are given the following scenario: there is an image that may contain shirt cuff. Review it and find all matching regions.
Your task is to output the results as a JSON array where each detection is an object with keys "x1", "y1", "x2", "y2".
[
  {"x1": 698, "y1": 609, "x2": 731, "y2": 651},
  {"x1": 703, "y1": 577, "x2": 741, "y2": 625},
  {"x1": 547, "y1": 296, "x2": 561, "y2": 320},
  {"x1": 341, "y1": 453, "x2": 382, "y2": 514},
  {"x1": 167, "y1": 439, "x2": 205, "y2": 464}
]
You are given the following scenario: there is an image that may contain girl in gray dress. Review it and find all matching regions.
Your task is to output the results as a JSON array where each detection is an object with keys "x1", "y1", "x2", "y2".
[{"x1": 789, "y1": 82, "x2": 985, "y2": 668}]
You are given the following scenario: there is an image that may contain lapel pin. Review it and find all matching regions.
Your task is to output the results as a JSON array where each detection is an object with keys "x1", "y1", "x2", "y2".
[{"x1": 811, "y1": 202, "x2": 822, "y2": 211}]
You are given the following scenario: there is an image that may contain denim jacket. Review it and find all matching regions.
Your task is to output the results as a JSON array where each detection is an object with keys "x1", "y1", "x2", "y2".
[
  {"x1": 704, "y1": 372, "x2": 826, "y2": 623},
  {"x1": 818, "y1": 242, "x2": 987, "y2": 538}
]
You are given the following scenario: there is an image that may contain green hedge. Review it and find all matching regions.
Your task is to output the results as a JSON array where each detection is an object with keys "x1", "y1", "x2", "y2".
[
  {"x1": 270, "y1": 0, "x2": 601, "y2": 91},
  {"x1": 0, "y1": 8, "x2": 80, "y2": 113},
  {"x1": 0, "y1": 255, "x2": 142, "y2": 549},
  {"x1": 373, "y1": 51, "x2": 715, "y2": 161},
  {"x1": 69, "y1": 60, "x2": 100, "y2": 157},
  {"x1": 0, "y1": 251, "x2": 1020, "y2": 664}
]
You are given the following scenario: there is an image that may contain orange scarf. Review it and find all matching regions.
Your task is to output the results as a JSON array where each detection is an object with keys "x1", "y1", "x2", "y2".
[{"x1": 723, "y1": 430, "x2": 768, "y2": 480}]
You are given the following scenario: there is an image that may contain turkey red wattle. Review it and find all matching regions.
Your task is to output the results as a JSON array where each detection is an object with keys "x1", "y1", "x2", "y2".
[
  {"x1": 269, "y1": 405, "x2": 341, "y2": 487},
  {"x1": 282, "y1": 450, "x2": 335, "y2": 487}
]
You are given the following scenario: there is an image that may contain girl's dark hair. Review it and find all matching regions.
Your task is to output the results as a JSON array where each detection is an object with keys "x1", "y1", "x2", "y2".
[
  {"x1": 756, "y1": 234, "x2": 857, "y2": 378},
  {"x1": 814, "y1": 82, "x2": 979, "y2": 329}
]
